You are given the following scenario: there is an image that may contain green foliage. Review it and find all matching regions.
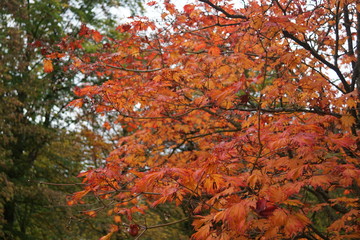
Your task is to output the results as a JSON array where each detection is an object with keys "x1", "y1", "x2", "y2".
[{"x1": 0, "y1": 0, "x2": 143, "y2": 239}]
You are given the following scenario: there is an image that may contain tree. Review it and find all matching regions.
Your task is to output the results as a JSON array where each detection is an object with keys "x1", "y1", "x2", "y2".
[
  {"x1": 0, "y1": 0, "x2": 143, "y2": 239},
  {"x1": 61, "y1": 0, "x2": 359, "y2": 239}
]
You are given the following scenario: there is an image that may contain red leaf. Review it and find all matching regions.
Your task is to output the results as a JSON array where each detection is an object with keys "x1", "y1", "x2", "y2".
[
  {"x1": 79, "y1": 24, "x2": 90, "y2": 36},
  {"x1": 255, "y1": 198, "x2": 278, "y2": 218},
  {"x1": 147, "y1": 1, "x2": 156, "y2": 6},
  {"x1": 128, "y1": 224, "x2": 140, "y2": 236},
  {"x1": 117, "y1": 24, "x2": 132, "y2": 33},
  {"x1": 184, "y1": 4, "x2": 195, "y2": 14}
]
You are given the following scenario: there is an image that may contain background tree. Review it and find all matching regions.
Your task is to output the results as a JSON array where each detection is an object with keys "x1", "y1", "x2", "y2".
[
  {"x1": 0, "y1": 0, "x2": 143, "y2": 239},
  {"x1": 60, "y1": 0, "x2": 359, "y2": 239}
]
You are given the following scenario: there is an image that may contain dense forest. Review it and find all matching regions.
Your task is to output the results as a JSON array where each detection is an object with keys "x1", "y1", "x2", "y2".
[
  {"x1": 0, "y1": 1, "x2": 155, "y2": 239},
  {"x1": 1, "y1": 0, "x2": 360, "y2": 240}
]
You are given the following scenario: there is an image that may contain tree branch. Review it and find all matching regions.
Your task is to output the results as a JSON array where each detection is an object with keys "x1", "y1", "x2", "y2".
[
  {"x1": 282, "y1": 30, "x2": 351, "y2": 93},
  {"x1": 223, "y1": 106, "x2": 342, "y2": 118},
  {"x1": 307, "y1": 224, "x2": 330, "y2": 240},
  {"x1": 343, "y1": 5, "x2": 355, "y2": 70},
  {"x1": 305, "y1": 187, "x2": 348, "y2": 214},
  {"x1": 334, "y1": 2, "x2": 340, "y2": 68},
  {"x1": 103, "y1": 63, "x2": 163, "y2": 73},
  {"x1": 198, "y1": 0, "x2": 248, "y2": 19},
  {"x1": 354, "y1": 11, "x2": 360, "y2": 93},
  {"x1": 145, "y1": 217, "x2": 189, "y2": 229}
]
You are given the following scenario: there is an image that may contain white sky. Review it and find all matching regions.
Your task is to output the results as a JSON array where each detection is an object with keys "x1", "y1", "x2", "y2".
[{"x1": 109, "y1": 0, "x2": 193, "y2": 23}]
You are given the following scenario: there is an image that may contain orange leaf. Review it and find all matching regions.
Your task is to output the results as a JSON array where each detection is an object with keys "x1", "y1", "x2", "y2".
[
  {"x1": 341, "y1": 115, "x2": 356, "y2": 128},
  {"x1": 84, "y1": 210, "x2": 96, "y2": 217},
  {"x1": 208, "y1": 46, "x2": 221, "y2": 56},
  {"x1": 194, "y1": 42, "x2": 207, "y2": 51},
  {"x1": 99, "y1": 232, "x2": 113, "y2": 240},
  {"x1": 92, "y1": 30, "x2": 103, "y2": 43},
  {"x1": 147, "y1": 1, "x2": 156, "y2": 6},
  {"x1": 43, "y1": 59, "x2": 53, "y2": 73},
  {"x1": 67, "y1": 99, "x2": 83, "y2": 108},
  {"x1": 192, "y1": 224, "x2": 210, "y2": 240},
  {"x1": 114, "y1": 215, "x2": 122, "y2": 223}
]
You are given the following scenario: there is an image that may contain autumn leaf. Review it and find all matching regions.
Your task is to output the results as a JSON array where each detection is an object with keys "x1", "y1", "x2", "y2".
[
  {"x1": 147, "y1": 1, "x2": 156, "y2": 6},
  {"x1": 92, "y1": 30, "x2": 103, "y2": 43},
  {"x1": 254, "y1": 198, "x2": 278, "y2": 218},
  {"x1": 341, "y1": 115, "x2": 356, "y2": 128},
  {"x1": 43, "y1": 59, "x2": 54, "y2": 73},
  {"x1": 79, "y1": 24, "x2": 90, "y2": 36},
  {"x1": 128, "y1": 224, "x2": 140, "y2": 237},
  {"x1": 55, "y1": 0, "x2": 360, "y2": 239},
  {"x1": 99, "y1": 232, "x2": 113, "y2": 240},
  {"x1": 184, "y1": 4, "x2": 195, "y2": 14},
  {"x1": 208, "y1": 46, "x2": 221, "y2": 56},
  {"x1": 192, "y1": 224, "x2": 210, "y2": 240},
  {"x1": 67, "y1": 98, "x2": 83, "y2": 108},
  {"x1": 114, "y1": 215, "x2": 121, "y2": 223},
  {"x1": 83, "y1": 210, "x2": 96, "y2": 217}
]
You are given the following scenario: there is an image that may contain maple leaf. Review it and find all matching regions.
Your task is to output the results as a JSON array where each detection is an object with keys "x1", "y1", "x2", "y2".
[
  {"x1": 55, "y1": 0, "x2": 360, "y2": 239},
  {"x1": 254, "y1": 198, "x2": 278, "y2": 218},
  {"x1": 67, "y1": 98, "x2": 83, "y2": 108},
  {"x1": 79, "y1": 24, "x2": 90, "y2": 36},
  {"x1": 128, "y1": 224, "x2": 140, "y2": 236},
  {"x1": 92, "y1": 30, "x2": 103, "y2": 43},
  {"x1": 191, "y1": 224, "x2": 210, "y2": 240},
  {"x1": 99, "y1": 232, "x2": 113, "y2": 240},
  {"x1": 341, "y1": 115, "x2": 356, "y2": 128},
  {"x1": 147, "y1": 1, "x2": 157, "y2": 6},
  {"x1": 208, "y1": 46, "x2": 221, "y2": 56},
  {"x1": 184, "y1": 4, "x2": 195, "y2": 14},
  {"x1": 43, "y1": 59, "x2": 54, "y2": 73}
]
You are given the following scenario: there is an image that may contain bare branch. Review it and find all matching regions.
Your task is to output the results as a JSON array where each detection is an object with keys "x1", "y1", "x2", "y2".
[
  {"x1": 282, "y1": 30, "x2": 351, "y2": 93},
  {"x1": 146, "y1": 217, "x2": 189, "y2": 230},
  {"x1": 343, "y1": 5, "x2": 355, "y2": 70},
  {"x1": 103, "y1": 63, "x2": 163, "y2": 73},
  {"x1": 334, "y1": 2, "x2": 340, "y2": 68},
  {"x1": 224, "y1": 106, "x2": 342, "y2": 118},
  {"x1": 198, "y1": 0, "x2": 248, "y2": 19}
]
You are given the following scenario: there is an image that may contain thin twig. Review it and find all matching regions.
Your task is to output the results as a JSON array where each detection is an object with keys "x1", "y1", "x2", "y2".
[
  {"x1": 146, "y1": 217, "x2": 189, "y2": 229},
  {"x1": 198, "y1": 0, "x2": 248, "y2": 19},
  {"x1": 103, "y1": 63, "x2": 163, "y2": 73}
]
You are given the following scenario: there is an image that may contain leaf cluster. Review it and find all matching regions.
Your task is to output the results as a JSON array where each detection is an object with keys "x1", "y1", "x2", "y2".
[{"x1": 60, "y1": 0, "x2": 360, "y2": 239}]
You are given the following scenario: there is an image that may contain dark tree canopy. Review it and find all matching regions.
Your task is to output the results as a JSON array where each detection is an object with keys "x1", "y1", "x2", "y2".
[{"x1": 0, "y1": 0, "x2": 143, "y2": 239}]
